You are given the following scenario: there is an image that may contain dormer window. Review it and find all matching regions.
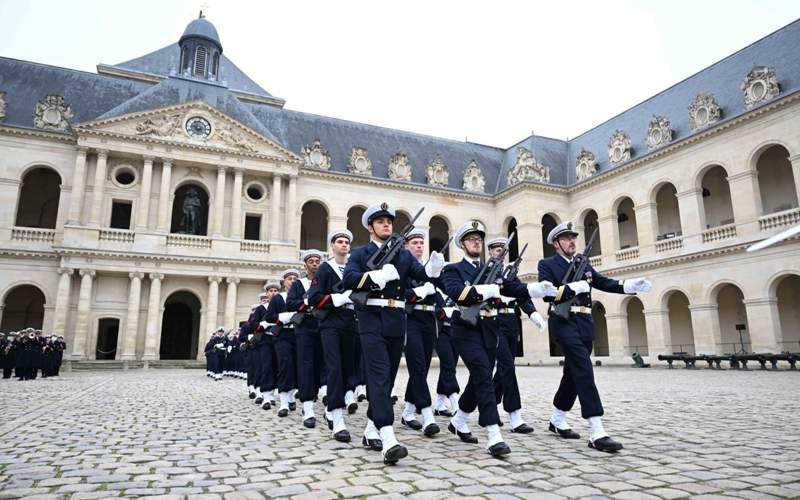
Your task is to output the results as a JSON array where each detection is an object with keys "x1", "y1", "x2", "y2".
[
  {"x1": 211, "y1": 52, "x2": 219, "y2": 79},
  {"x1": 180, "y1": 46, "x2": 190, "y2": 74},
  {"x1": 194, "y1": 46, "x2": 207, "y2": 77}
]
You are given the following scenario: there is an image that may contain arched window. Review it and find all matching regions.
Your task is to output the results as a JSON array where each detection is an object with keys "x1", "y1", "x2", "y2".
[
  {"x1": 346, "y1": 206, "x2": 369, "y2": 246},
  {"x1": 592, "y1": 302, "x2": 609, "y2": 356},
  {"x1": 394, "y1": 211, "x2": 411, "y2": 231},
  {"x1": 194, "y1": 46, "x2": 208, "y2": 77},
  {"x1": 655, "y1": 183, "x2": 682, "y2": 239},
  {"x1": 615, "y1": 197, "x2": 638, "y2": 249},
  {"x1": 775, "y1": 275, "x2": 800, "y2": 351},
  {"x1": 180, "y1": 46, "x2": 190, "y2": 74},
  {"x1": 700, "y1": 166, "x2": 734, "y2": 228},
  {"x1": 210, "y1": 52, "x2": 219, "y2": 78},
  {"x1": 1, "y1": 284, "x2": 46, "y2": 331},
  {"x1": 15, "y1": 167, "x2": 61, "y2": 229},
  {"x1": 300, "y1": 201, "x2": 328, "y2": 250},
  {"x1": 756, "y1": 145, "x2": 798, "y2": 214},
  {"x1": 665, "y1": 291, "x2": 695, "y2": 354},
  {"x1": 171, "y1": 184, "x2": 209, "y2": 235},
  {"x1": 95, "y1": 318, "x2": 120, "y2": 360},
  {"x1": 506, "y1": 217, "x2": 519, "y2": 261},
  {"x1": 582, "y1": 210, "x2": 601, "y2": 256},
  {"x1": 715, "y1": 284, "x2": 750, "y2": 353},
  {"x1": 626, "y1": 297, "x2": 649, "y2": 356},
  {"x1": 541, "y1": 213, "x2": 558, "y2": 258},
  {"x1": 161, "y1": 291, "x2": 202, "y2": 360},
  {"x1": 429, "y1": 216, "x2": 450, "y2": 260}
]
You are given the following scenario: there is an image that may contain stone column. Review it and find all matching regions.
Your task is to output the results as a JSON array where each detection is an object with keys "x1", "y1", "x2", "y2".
[
  {"x1": 605, "y1": 312, "x2": 629, "y2": 358},
  {"x1": 643, "y1": 308, "x2": 670, "y2": 357},
  {"x1": 206, "y1": 276, "x2": 222, "y2": 333},
  {"x1": 689, "y1": 303, "x2": 722, "y2": 354},
  {"x1": 88, "y1": 149, "x2": 109, "y2": 226},
  {"x1": 598, "y1": 215, "x2": 616, "y2": 261},
  {"x1": 270, "y1": 174, "x2": 283, "y2": 241},
  {"x1": 743, "y1": 298, "x2": 781, "y2": 353},
  {"x1": 286, "y1": 175, "x2": 298, "y2": 244},
  {"x1": 67, "y1": 147, "x2": 88, "y2": 224},
  {"x1": 634, "y1": 203, "x2": 658, "y2": 257},
  {"x1": 120, "y1": 272, "x2": 144, "y2": 360},
  {"x1": 212, "y1": 165, "x2": 226, "y2": 237},
  {"x1": 727, "y1": 170, "x2": 762, "y2": 236},
  {"x1": 676, "y1": 188, "x2": 703, "y2": 248},
  {"x1": 142, "y1": 273, "x2": 164, "y2": 360},
  {"x1": 156, "y1": 158, "x2": 173, "y2": 233},
  {"x1": 136, "y1": 156, "x2": 154, "y2": 230},
  {"x1": 230, "y1": 168, "x2": 244, "y2": 238},
  {"x1": 71, "y1": 269, "x2": 95, "y2": 359},
  {"x1": 224, "y1": 277, "x2": 240, "y2": 328},
  {"x1": 52, "y1": 268, "x2": 74, "y2": 334},
  {"x1": 789, "y1": 154, "x2": 800, "y2": 211}
]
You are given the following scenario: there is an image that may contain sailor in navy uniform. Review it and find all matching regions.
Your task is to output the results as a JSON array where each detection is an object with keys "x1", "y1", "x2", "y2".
[
  {"x1": 204, "y1": 327, "x2": 226, "y2": 380},
  {"x1": 243, "y1": 291, "x2": 272, "y2": 407},
  {"x1": 400, "y1": 228, "x2": 441, "y2": 437},
  {"x1": 441, "y1": 221, "x2": 557, "y2": 457},
  {"x1": 486, "y1": 236, "x2": 544, "y2": 434},
  {"x1": 342, "y1": 202, "x2": 445, "y2": 465},
  {"x1": 538, "y1": 221, "x2": 652, "y2": 452},
  {"x1": 307, "y1": 229, "x2": 369, "y2": 444},
  {"x1": 265, "y1": 268, "x2": 301, "y2": 417},
  {"x1": 286, "y1": 249, "x2": 327, "y2": 429},
  {"x1": 433, "y1": 289, "x2": 460, "y2": 417}
]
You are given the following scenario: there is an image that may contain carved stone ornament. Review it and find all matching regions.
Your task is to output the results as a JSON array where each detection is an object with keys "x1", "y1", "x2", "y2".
[
  {"x1": 33, "y1": 95, "x2": 73, "y2": 131},
  {"x1": 741, "y1": 66, "x2": 780, "y2": 109},
  {"x1": 462, "y1": 160, "x2": 486, "y2": 192},
  {"x1": 135, "y1": 113, "x2": 182, "y2": 137},
  {"x1": 217, "y1": 126, "x2": 257, "y2": 152},
  {"x1": 575, "y1": 149, "x2": 597, "y2": 182},
  {"x1": 688, "y1": 92, "x2": 721, "y2": 130},
  {"x1": 607, "y1": 130, "x2": 631, "y2": 164},
  {"x1": 347, "y1": 147, "x2": 372, "y2": 176},
  {"x1": 507, "y1": 147, "x2": 550, "y2": 186},
  {"x1": 425, "y1": 156, "x2": 449, "y2": 187},
  {"x1": 645, "y1": 115, "x2": 673, "y2": 150},
  {"x1": 0, "y1": 91, "x2": 6, "y2": 122},
  {"x1": 302, "y1": 139, "x2": 331, "y2": 169},
  {"x1": 388, "y1": 153, "x2": 412, "y2": 181}
]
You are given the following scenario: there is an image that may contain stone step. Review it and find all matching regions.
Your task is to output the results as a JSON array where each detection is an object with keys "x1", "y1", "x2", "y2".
[{"x1": 65, "y1": 360, "x2": 205, "y2": 371}]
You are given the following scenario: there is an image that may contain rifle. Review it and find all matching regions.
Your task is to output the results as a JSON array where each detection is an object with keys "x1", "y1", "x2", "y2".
[
  {"x1": 459, "y1": 231, "x2": 517, "y2": 326},
  {"x1": 551, "y1": 227, "x2": 598, "y2": 320},
  {"x1": 350, "y1": 207, "x2": 425, "y2": 306},
  {"x1": 406, "y1": 235, "x2": 453, "y2": 313},
  {"x1": 501, "y1": 243, "x2": 528, "y2": 282}
]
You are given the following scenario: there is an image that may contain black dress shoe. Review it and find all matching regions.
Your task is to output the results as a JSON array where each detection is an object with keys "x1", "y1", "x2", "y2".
[
  {"x1": 289, "y1": 402, "x2": 296, "y2": 411},
  {"x1": 361, "y1": 435, "x2": 383, "y2": 451},
  {"x1": 347, "y1": 402, "x2": 358, "y2": 415},
  {"x1": 254, "y1": 396, "x2": 263, "y2": 405},
  {"x1": 497, "y1": 421, "x2": 504, "y2": 427},
  {"x1": 401, "y1": 417, "x2": 423, "y2": 430},
  {"x1": 303, "y1": 417, "x2": 316, "y2": 428},
  {"x1": 391, "y1": 395, "x2": 398, "y2": 404},
  {"x1": 589, "y1": 436, "x2": 623, "y2": 452},
  {"x1": 334, "y1": 430, "x2": 351, "y2": 443},
  {"x1": 278, "y1": 408, "x2": 289, "y2": 417},
  {"x1": 548, "y1": 422, "x2": 580, "y2": 439},
  {"x1": 448, "y1": 423, "x2": 478, "y2": 444},
  {"x1": 322, "y1": 395, "x2": 328, "y2": 406},
  {"x1": 488, "y1": 441, "x2": 511, "y2": 457},
  {"x1": 357, "y1": 394, "x2": 366, "y2": 402},
  {"x1": 511, "y1": 423, "x2": 534, "y2": 434},
  {"x1": 383, "y1": 444, "x2": 408, "y2": 465},
  {"x1": 434, "y1": 409, "x2": 453, "y2": 417},
  {"x1": 325, "y1": 416, "x2": 333, "y2": 431},
  {"x1": 248, "y1": 392, "x2": 256, "y2": 399},
  {"x1": 423, "y1": 423, "x2": 440, "y2": 437},
  {"x1": 261, "y1": 402, "x2": 271, "y2": 411}
]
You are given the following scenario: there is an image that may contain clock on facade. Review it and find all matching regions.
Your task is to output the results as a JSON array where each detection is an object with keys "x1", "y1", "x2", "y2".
[{"x1": 185, "y1": 116, "x2": 212, "y2": 139}]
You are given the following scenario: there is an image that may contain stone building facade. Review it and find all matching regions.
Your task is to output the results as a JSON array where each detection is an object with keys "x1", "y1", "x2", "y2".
[{"x1": 1, "y1": 16, "x2": 799, "y2": 365}]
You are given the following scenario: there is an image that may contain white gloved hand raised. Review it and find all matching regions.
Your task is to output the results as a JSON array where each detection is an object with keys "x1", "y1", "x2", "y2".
[
  {"x1": 528, "y1": 280, "x2": 558, "y2": 298},
  {"x1": 529, "y1": 311, "x2": 546, "y2": 333},
  {"x1": 624, "y1": 277, "x2": 652, "y2": 294},
  {"x1": 566, "y1": 280, "x2": 591, "y2": 295},
  {"x1": 278, "y1": 311, "x2": 294, "y2": 323},
  {"x1": 413, "y1": 282, "x2": 436, "y2": 299},
  {"x1": 258, "y1": 321, "x2": 269, "y2": 330},
  {"x1": 474, "y1": 284, "x2": 501, "y2": 300},
  {"x1": 331, "y1": 290, "x2": 353, "y2": 307},
  {"x1": 426, "y1": 251, "x2": 445, "y2": 278}
]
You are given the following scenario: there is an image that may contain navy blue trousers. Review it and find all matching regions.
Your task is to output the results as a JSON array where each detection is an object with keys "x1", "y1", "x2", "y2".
[
  {"x1": 295, "y1": 328, "x2": 323, "y2": 402},
  {"x1": 274, "y1": 330, "x2": 297, "y2": 393},
  {"x1": 551, "y1": 316, "x2": 604, "y2": 418},
  {"x1": 403, "y1": 313, "x2": 436, "y2": 409},
  {"x1": 320, "y1": 326, "x2": 357, "y2": 412},
  {"x1": 360, "y1": 330, "x2": 404, "y2": 429},
  {"x1": 452, "y1": 321, "x2": 500, "y2": 427},
  {"x1": 493, "y1": 327, "x2": 522, "y2": 413},
  {"x1": 435, "y1": 324, "x2": 460, "y2": 396}
]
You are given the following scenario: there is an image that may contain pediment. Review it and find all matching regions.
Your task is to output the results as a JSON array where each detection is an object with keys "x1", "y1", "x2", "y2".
[{"x1": 75, "y1": 102, "x2": 300, "y2": 162}]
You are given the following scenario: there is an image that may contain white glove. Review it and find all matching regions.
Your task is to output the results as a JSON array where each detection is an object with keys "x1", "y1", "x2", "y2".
[
  {"x1": 258, "y1": 321, "x2": 268, "y2": 330},
  {"x1": 248, "y1": 334, "x2": 254, "y2": 341},
  {"x1": 380, "y1": 264, "x2": 400, "y2": 283},
  {"x1": 413, "y1": 282, "x2": 436, "y2": 299},
  {"x1": 443, "y1": 306, "x2": 456, "y2": 319},
  {"x1": 529, "y1": 312, "x2": 546, "y2": 333},
  {"x1": 365, "y1": 270, "x2": 387, "y2": 290},
  {"x1": 331, "y1": 290, "x2": 353, "y2": 307},
  {"x1": 215, "y1": 342, "x2": 224, "y2": 348},
  {"x1": 474, "y1": 284, "x2": 501, "y2": 300},
  {"x1": 227, "y1": 346, "x2": 232, "y2": 353},
  {"x1": 499, "y1": 295, "x2": 513, "y2": 304},
  {"x1": 528, "y1": 281, "x2": 558, "y2": 298},
  {"x1": 566, "y1": 280, "x2": 591, "y2": 295},
  {"x1": 278, "y1": 311, "x2": 294, "y2": 323},
  {"x1": 624, "y1": 278, "x2": 652, "y2": 294},
  {"x1": 426, "y1": 251, "x2": 445, "y2": 278}
]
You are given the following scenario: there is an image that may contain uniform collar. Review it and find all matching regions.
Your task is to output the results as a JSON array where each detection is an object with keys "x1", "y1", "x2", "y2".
[{"x1": 559, "y1": 253, "x2": 573, "y2": 264}]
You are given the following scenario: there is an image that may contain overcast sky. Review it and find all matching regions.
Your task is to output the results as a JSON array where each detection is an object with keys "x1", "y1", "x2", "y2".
[{"x1": 1, "y1": 0, "x2": 799, "y2": 147}]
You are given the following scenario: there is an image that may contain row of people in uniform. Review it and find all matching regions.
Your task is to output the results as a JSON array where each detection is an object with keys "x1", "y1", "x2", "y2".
[
  {"x1": 210, "y1": 201, "x2": 653, "y2": 464},
  {"x1": 0, "y1": 328, "x2": 67, "y2": 380},
  {"x1": 203, "y1": 328, "x2": 248, "y2": 380}
]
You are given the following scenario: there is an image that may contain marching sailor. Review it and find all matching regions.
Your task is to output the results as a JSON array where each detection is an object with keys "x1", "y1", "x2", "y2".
[{"x1": 265, "y1": 269, "x2": 301, "y2": 417}]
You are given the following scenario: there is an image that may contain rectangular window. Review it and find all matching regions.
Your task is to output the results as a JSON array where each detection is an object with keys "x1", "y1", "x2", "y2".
[
  {"x1": 244, "y1": 214, "x2": 261, "y2": 240},
  {"x1": 110, "y1": 200, "x2": 132, "y2": 229}
]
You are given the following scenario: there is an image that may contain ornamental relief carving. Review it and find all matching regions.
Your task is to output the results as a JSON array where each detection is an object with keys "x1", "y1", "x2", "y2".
[
  {"x1": 507, "y1": 147, "x2": 549, "y2": 186},
  {"x1": 646, "y1": 115, "x2": 672, "y2": 150},
  {"x1": 216, "y1": 126, "x2": 257, "y2": 152},
  {"x1": 688, "y1": 92, "x2": 721, "y2": 130},
  {"x1": 575, "y1": 149, "x2": 597, "y2": 182},
  {"x1": 425, "y1": 156, "x2": 449, "y2": 187},
  {"x1": 302, "y1": 139, "x2": 331, "y2": 169},
  {"x1": 388, "y1": 153, "x2": 412, "y2": 181},
  {"x1": 741, "y1": 65, "x2": 780, "y2": 109},
  {"x1": 33, "y1": 95, "x2": 73, "y2": 131},
  {"x1": 462, "y1": 160, "x2": 486, "y2": 192},
  {"x1": 135, "y1": 113, "x2": 182, "y2": 137},
  {"x1": 0, "y1": 91, "x2": 6, "y2": 122},
  {"x1": 607, "y1": 130, "x2": 631, "y2": 164},
  {"x1": 347, "y1": 147, "x2": 372, "y2": 176}
]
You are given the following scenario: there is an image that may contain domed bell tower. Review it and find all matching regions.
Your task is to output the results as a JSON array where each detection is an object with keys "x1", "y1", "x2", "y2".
[{"x1": 178, "y1": 12, "x2": 223, "y2": 81}]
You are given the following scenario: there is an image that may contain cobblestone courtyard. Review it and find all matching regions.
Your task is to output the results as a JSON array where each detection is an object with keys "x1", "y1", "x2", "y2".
[{"x1": 1, "y1": 366, "x2": 799, "y2": 500}]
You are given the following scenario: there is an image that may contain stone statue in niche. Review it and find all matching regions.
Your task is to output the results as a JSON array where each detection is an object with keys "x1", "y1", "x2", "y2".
[{"x1": 180, "y1": 187, "x2": 203, "y2": 235}]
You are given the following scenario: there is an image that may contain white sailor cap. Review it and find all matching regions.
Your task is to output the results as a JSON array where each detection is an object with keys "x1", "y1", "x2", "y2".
[
  {"x1": 301, "y1": 249, "x2": 324, "y2": 262},
  {"x1": 281, "y1": 268, "x2": 300, "y2": 279},
  {"x1": 263, "y1": 282, "x2": 280, "y2": 292},
  {"x1": 328, "y1": 228, "x2": 353, "y2": 243},
  {"x1": 215, "y1": 326, "x2": 225, "y2": 333},
  {"x1": 486, "y1": 236, "x2": 508, "y2": 249},
  {"x1": 361, "y1": 202, "x2": 395, "y2": 228},
  {"x1": 454, "y1": 220, "x2": 486, "y2": 250},
  {"x1": 257, "y1": 292, "x2": 268, "y2": 299},
  {"x1": 405, "y1": 227, "x2": 427, "y2": 241},
  {"x1": 547, "y1": 221, "x2": 579, "y2": 245}
]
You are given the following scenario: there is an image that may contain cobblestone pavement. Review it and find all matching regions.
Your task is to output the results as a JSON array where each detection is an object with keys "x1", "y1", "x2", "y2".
[{"x1": 1, "y1": 366, "x2": 799, "y2": 499}]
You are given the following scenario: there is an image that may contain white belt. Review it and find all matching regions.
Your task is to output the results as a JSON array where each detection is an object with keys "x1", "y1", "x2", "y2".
[
  {"x1": 365, "y1": 298, "x2": 406, "y2": 308},
  {"x1": 412, "y1": 304, "x2": 435, "y2": 312},
  {"x1": 498, "y1": 308, "x2": 515, "y2": 314},
  {"x1": 570, "y1": 306, "x2": 592, "y2": 314},
  {"x1": 479, "y1": 309, "x2": 498, "y2": 318}
]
